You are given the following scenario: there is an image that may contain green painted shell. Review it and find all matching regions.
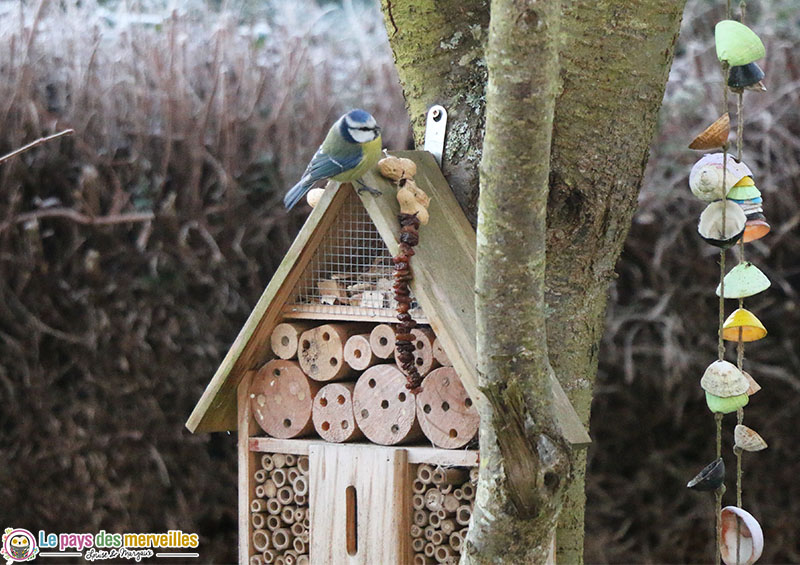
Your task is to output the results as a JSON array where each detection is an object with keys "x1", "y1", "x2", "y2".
[
  {"x1": 727, "y1": 184, "x2": 762, "y2": 200},
  {"x1": 716, "y1": 262, "x2": 771, "y2": 298},
  {"x1": 705, "y1": 391, "x2": 749, "y2": 414},
  {"x1": 715, "y1": 20, "x2": 765, "y2": 66}
]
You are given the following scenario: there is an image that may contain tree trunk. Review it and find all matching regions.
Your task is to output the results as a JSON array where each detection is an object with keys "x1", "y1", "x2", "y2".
[{"x1": 381, "y1": 0, "x2": 686, "y2": 562}]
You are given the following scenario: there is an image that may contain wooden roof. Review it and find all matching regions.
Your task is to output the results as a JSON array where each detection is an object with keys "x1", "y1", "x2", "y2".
[{"x1": 186, "y1": 151, "x2": 589, "y2": 447}]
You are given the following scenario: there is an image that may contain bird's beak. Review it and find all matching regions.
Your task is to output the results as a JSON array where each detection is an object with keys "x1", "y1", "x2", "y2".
[{"x1": 375, "y1": 126, "x2": 382, "y2": 135}]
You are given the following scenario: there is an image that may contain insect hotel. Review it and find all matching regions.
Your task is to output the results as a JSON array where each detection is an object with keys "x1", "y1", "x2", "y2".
[{"x1": 186, "y1": 150, "x2": 589, "y2": 565}]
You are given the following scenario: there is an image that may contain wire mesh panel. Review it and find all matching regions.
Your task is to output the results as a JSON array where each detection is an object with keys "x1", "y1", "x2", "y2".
[{"x1": 283, "y1": 190, "x2": 426, "y2": 323}]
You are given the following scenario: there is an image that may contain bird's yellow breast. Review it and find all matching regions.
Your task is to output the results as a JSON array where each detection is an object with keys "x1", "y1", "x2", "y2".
[{"x1": 333, "y1": 136, "x2": 383, "y2": 182}]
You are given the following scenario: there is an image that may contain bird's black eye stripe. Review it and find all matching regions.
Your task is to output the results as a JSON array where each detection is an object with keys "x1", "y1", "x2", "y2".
[{"x1": 352, "y1": 126, "x2": 375, "y2": 131}]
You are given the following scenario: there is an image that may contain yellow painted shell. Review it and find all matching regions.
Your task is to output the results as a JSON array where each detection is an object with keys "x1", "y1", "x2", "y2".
[
  {"x1": 700, "y1": 360, "x2": 750, "y2": 397},
  {"x1": 689, "y1": 114, "x2": 730, "y2": 150},
  {"x1": 734, "y1": 424, "x2": 767, "y2": 452},
  {"x1": 722, "y1": 308, "x2": 767, "y2": 342}
]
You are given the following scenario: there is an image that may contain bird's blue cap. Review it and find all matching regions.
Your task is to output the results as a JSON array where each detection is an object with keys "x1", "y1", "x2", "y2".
[{"x1": 347, "y1": 109, "x2": 372, "y2": 122}]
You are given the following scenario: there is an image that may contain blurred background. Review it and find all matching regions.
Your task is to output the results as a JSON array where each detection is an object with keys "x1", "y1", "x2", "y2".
[{"x1": 0, "y1": 0, "x2": 798, "y2": 562}]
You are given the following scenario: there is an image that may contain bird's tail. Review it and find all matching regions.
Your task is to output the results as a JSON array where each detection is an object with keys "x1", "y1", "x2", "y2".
[{"x1": 284, "y1": 177, "x2": 314, "y2": 210}]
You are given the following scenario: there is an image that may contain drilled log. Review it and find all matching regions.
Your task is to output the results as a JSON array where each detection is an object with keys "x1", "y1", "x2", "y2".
[
  {"x1": 432, "y1": 338, "x2": 452, "y2": 367},
  {"x1": 298, "y1": 324, "x2": 358, "y2": 382},
  {"x1": 250, "y1": 361, "x2": 319, "y2": 439},
  {"x1": 395, "y1": 327, "x2": 439, "y2": 377},
  {"x1": 344, "y1": 333, "x2": 377, "y2": 370},
  {"x1": 369, "y1": 324, "x2": 396, "y2": 359},
  {"x1": 312, "y1": 382, "x2": 363, "y2": 443},
  {"x1": 353, "y1": 364, "x2": 423, "y2": 445},
  {"x1": 416, "y1": 367, "x2": 479, "y2": 449},
  {"x1": 271, "y1": 322, "x2": 313, "y2": 360},
  {"x1": 252, "y1": 529, "x2": 270, "y2": 552}
]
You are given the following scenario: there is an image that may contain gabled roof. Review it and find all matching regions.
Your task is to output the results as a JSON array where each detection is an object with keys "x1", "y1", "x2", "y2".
[{"x1": 186, "y1": 151, "x2": 590, "y2": 447}]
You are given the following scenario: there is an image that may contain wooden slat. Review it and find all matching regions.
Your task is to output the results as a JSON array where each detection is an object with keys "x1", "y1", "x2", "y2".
[
  {"x1": 359, "y1": 151, "x2": 590, "y2": 448},
  {"x1": 308, "y1": 444, "x2": 412, "y2": 564},
  {"x1": 248, "y1": 437, "x2": 479, "y2": 467},
  {"x1": 281, "y1": 307, "x2": 427, "y2": 325},
  {"x1": 237, "y1": 371, "x2": 258, "y2": 565},
  {"x1": 186, "y1": 183, "x2": 350, "y2": 432}
]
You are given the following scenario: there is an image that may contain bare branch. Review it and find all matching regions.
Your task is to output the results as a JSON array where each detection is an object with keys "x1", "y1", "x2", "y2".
[{"x1": 0, "y1": 129, "x2": 75, "y2": 165}]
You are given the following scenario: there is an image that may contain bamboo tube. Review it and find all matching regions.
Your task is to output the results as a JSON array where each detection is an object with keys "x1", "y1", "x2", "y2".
[
  {"x1": 298, "y1": 324, "x2": 359, "y2": 382},
  {"x1": 271, "y1": 469, "x2": 287, "y2": 488},
  {"x1": 262, "y1": 454, "x2": 275, "y2": 471},
  {"x1": 252, "y1": 530, "x2": 271, "y2": 552},
  {"x1": 469, "y1": 467, "x2": 478, "y2": 483},
  {"x1": 277, "y1": 486, "x2": 294, "y2": 505},
  {"x1": 250, "y1": 555, "x2": 264, "y2": 565},
  {"x1": 414, "y1": 554, "x2": 433, "y2": 565},
  {"x1": 424, "y1": 489, "x2": 444, "y2": 512},
  {"x1": 432, "y1": 467, "x2": 468, "y2": 486},
  {"x1": 287, "y1": 468, "x2": 299, "y2": 484},
  {"x1": 293, "y1": 508, "x2": 305, "y2": 522},
  {"x1": 292, "y1": 537, "x2": 306, "y2": 554},
  {"x1": 291, "y1": 522, "x2": 305, "y2": 537},
  {"x1": 251, "y1": 499, "x2": 269, "y2": 513},
  {"x1": 344, "y1": 333, "x2": 377, "y2": 370},
  {"x1": 453, "y1": 489, "x2": 463, "y2": 501},
  {"x1": 272, "y1": 454, "x2": 287, "y2": 468},
  {"x1": 271, "y1": 528, "x2": 292, "y2": 551},
  {"x1": 250, "y1": 362, "x2": 319, "y2": 439},
  {"x1": 428, "y1": 512, "x2": 441, "y2": 528},
  {"x1": 285, "y1": 454, "x2": 297, "y2": 467},
  {"x1": 434, "y1": 545, "x2": 454, "y2": 563},
  {"x1": 274, "y1": 557, "x2": 285, "y2": 565},
  {"x1": 254, "y1": 469, "x2": 268, "y2": 484},
  {"x1": 424, "y1": 542, "x2": 436, "y2": 558},
  {"x1": 281, "y1": 505, "x2": 297, "y2": 524},
  {"x1": 263, "y1": 479, "x2": 277, "y2": 498},
  {"x1": 255, "y1": 484, "x2": 268, "y2": 498},
  {"x1": 294, "y1": 493, "x2": 307, "y2": 506},
  {"x1": 262, "y1": 550, "x2": 276, "y2": 564},
  {"x1": 461, "y1": 483, "x2": 475, "y2": 501},
  {"x1": 271, "y1": 322, "x2": 313, "y2": 360},
  {"x1": 292, "y1": 476, "x2": 308, "y2": 497},
  {"x1": 312, "y1": 382, "x2": 363, "y2": 442},
  {"x1": 413, "y1": 509, "x2": 429, "y2": 527},
  {"x1": 284, "y1": 551, "x2": 297, "y2": 565},
  {"x1": 252, "y1": 512, "x2": 267, "y2": 530},
  {"x1": 456, "y1": 505, "x2": 472, "y2": 526},
  {"x1": 416, "y1": 367, "x2": 479, "y2": 449},
  {"x1": 440, "y1": 484, "x2": 453, "y2": 495},
  {"x1": 353, "y1": 364, "x2": 424, "y2": 445},
  {"x1": 424, "y1": 526, "x2": 436, "y2": 541},
  {"x1": 302, "y1": 516, "x2": 309, "y2": 529},
  {"x1": 296, "y1": 556, "x2": 309, "y2": 565},
  {"x1": 413, "y1": 479, "x2": 427, "y2": 494},
  {"x1": 430, "y1": 530, "x2": 445, "y2": 546},
  {"x1": 412, "y1": 537, "x2": 426, "y2": 553},
  {"x1": 266, "y1": 515, "x2": 282, "y2": 531},
  {"x1": 412, "y1": 493, "x2": 426, "y2": 510},
  {"x1": 417, "y1": 464, "x2": 434, "y2": 484},
  {"x1": 432, "y1": 338, "x2": 452, "y2": 367},
  {"x1": 442, "y1": 494, "x2": 459, "y2": 514},
  {"x1": 266, "y1": 498, "x2": 282, "y2": 516},
  {"x1": 440, "y1": 519, "x2": 456, "y2": 536},
  {"x1": 369, "y1": 324, "x2": 396, "y2": 359},
  {"x1": 449, "y1": 531, "x2": 463, "y2": 551},
  {"x1": 299, "y1": 532, "x2": 309, "y2": 544},
  {"x1": 297, "y1": 456, "x2": 309, "y2": 474},
  {"x1": 395, "y1": 328, "x2": 439, "y2": 377},
  {"x1": 410, "y1": 524, "x2": 423, "y2": 539}
]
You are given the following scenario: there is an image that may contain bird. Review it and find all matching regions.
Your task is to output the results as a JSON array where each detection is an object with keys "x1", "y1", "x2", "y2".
[{"x1": 284, "y1": 109, "x2": 382, "y2": 209}]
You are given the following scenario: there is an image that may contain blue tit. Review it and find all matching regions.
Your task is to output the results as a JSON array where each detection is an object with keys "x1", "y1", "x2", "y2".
[{"x1": 284, "y1": 109, "x2": 383, "y2": 209}]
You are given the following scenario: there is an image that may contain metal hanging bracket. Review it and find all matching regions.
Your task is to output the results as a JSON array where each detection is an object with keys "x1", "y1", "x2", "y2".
[{"x1": 423, "y1": 105, "x2": 447, "y2": 168}]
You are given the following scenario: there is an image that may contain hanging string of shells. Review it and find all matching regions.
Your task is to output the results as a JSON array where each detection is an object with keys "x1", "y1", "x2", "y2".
[{"x1": 685, "y1": 5, "x2": 769, "y2": 565}]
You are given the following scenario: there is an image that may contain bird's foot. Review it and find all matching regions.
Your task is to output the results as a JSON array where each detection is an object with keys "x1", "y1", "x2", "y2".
[{"x1": 356, "y1": 181, "x2": 382, "y2": 197}]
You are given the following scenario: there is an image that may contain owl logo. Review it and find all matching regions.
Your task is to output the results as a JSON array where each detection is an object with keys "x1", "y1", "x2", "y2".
[{"x1": 1, "y1": 528, "x2": 38, "y2": 563}]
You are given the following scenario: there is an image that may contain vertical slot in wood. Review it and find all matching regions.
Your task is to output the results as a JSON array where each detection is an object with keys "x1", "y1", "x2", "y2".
[{"x1": 346, "y1": 485, "x2": 358, "y2": 556}]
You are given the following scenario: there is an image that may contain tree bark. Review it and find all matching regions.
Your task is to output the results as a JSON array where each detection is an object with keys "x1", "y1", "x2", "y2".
[{"x1": 380, "y1": 1, "x2": 686, "y2": 562}]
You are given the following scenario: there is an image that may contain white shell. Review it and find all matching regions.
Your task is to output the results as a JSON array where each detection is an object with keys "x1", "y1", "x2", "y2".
[
  {"x1": 734, "y1": 424, "x2": 768, "y2": 452},
  {"x1": 700, "y1": 360, "x2": 750, "y2": 397},
  {"x1": 306, "y1": 187, "x2": 326, "y2": 208},
  {"x1": 689, "y1": 154, "x2": 753, "y2": 201},
  {"x1": 721, "y1": 506, "x2": 764, "y2": 565},
  {"x1": 698, "y1": 201, "x2": 747, "y2": 243}
]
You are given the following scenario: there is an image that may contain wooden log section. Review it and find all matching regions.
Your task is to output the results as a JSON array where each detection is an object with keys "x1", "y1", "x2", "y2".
[
  {"x1": 249, "y1": 360, "x2": 319, "y2": 439},
  {"x1": 369, "y1": 324, "x2": 396, "y2": 359},
  {"x1": 344, "y1": 334, "x2": 377, "y2": 371},
  {"x1": 432, "y1": 337, "x2": 452, "y2": 367},
  {"x1": 298, "y1": 324, "x2": 357, "y2": 382},
  {"x1": 416, "y1": 367, "x2": 479, "y2": 449},
  {"x1": 432, "y1": 467, "x2": 468, "y2": 486},
  {"x1": 417, "y1": 463, "x2": 434, "y2": 484},
  {"x1": 253, "y1": 530, "x2": 270, "y2": 552},
  {"x1": 312, "y1": 382, "x2": 363, "y2": 443},
  {"x1": 271, "y1": 529, "x2": 292, "y2": 551},
  {"x1": 456, "y1": 505, "x2": 472, "y2": 526},
  {"x1": 395, "y1": 327, "x2": 440, "y2": 378},
  {"x1": 353, "y1": 364, "x2": 424, "y2": 445},
  {"x1": 271, "y1": 322, "x2": 312, "y2": 360},
  {"x1": 252, "y1": 513, "x2": 267, "y2": 530}
]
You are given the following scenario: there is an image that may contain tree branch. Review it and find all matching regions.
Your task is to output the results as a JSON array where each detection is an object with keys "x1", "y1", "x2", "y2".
[{"x1": 0, "y1": 129, "x2": 74, "y2": 165}]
